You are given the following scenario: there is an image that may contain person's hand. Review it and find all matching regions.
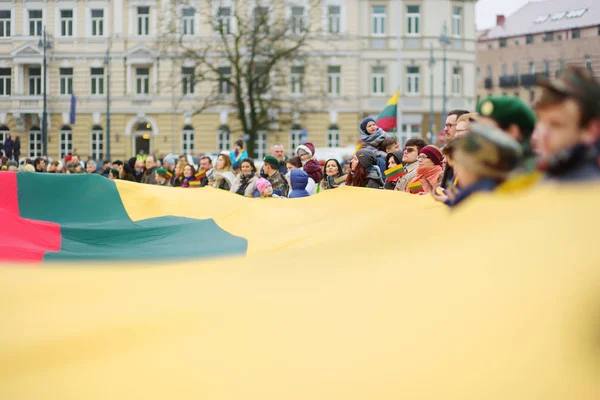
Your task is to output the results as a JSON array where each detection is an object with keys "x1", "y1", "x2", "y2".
[{"x1": 431, "y1": 187, "x2": 449, "y2": 203}]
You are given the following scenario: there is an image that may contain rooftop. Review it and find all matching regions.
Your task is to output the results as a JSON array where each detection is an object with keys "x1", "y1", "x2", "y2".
[{"x1": 480, "y1": 0, "x2": 600, "y2": 40}]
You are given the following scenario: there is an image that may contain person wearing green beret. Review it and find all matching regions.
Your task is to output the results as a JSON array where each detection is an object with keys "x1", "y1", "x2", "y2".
[
  {"x1": 154, "y1": 167, "x2": 172, "y2": 187},
  {"x1": 476, "y1": 96, "x2": 537, "y2": 173},
  {"x1": 533, "y1": 66, "x2": 600, "y2": 182},
  {"x1": 431, "y1": 124, "x2": 522, "y2": 207}
]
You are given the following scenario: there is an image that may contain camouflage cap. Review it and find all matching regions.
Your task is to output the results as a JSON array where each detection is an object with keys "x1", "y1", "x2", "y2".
[
  {"x1": 477, "y1": 96, "x2": 536, "y2": 139},
  {"x1": 453, "y1": 123, "x2": 523, "y2": 180},
  {"x1": 536, "y1": 66, "x2": 600, "y2": 118}
]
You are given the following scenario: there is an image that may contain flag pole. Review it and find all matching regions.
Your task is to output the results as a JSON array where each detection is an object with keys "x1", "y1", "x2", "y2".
[{"x1": 396, "y1": 0, "x2": 403, "y2": 146}]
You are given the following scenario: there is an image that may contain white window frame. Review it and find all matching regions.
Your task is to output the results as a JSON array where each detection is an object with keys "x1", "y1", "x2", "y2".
[
  {"x1": 29, "y1": 128, "x2": 42, "y2": 157},
  {"x1": 585, "y1": 56, "x2": 592, "y2": 70},
  {"x1": 327, "y1": 65, "x2": 341, "y2": 96},
  {"x1": 182, "y1": 67, "x2": 195, "y2": 95},
  {"x1": 59, "y1": 67, "x2": 73, "y2": 95},
  {"x1": 0, "y1": 127, "x2": 7, "y2": 149},
  {"x1": 29, "y1": 67, "x2": 41, "y2": 95},
  {"x1": 136, "y1": 67, "x2": 150, "y2": 95},
  {"x1": 59, "y1": 9, "x2": 74, "y2": 37},
  {"x1": 451, "y1": 66, "x2": 462, "y2": 96},
  {"x1": 90, "y1": 9, "x2": 105, "y2": 37},
  {"x1": 218, "y1": 66, "x2": 231, "y2": 95},
  {"x1": 137, "y1": 6, "x2": 150, "y2": 36},
  {"x1": 290, "y1": 6, "x2": 306, "y2": 35},
  {"x1": 59, "y1": 127, "x2": 73, "y2": 159},
  {"x1": 529, "y1": 62, "x2": 535, "y2": 74},
  {"x1": 400, "y1": 124, "x2": 420, "y2": 147},
  {"x1": 182, "y1": 7, "x2": 195, "y2": 36},
  {"x1": 181, "y1": 126, "x2": 195, "y2": 154},
  {"x1": 90, "y1": 127, "x2": 104, "y2": 160},
  {"x1": 513, "y1": 62, "x2": 519, "y2": 77},
  {"x1": 0, "y1": 9, "x2": 11, "y2": 38},
  {"x1": 371, "y1": 5, "x2": 386, "y2": 36},
  {"x1": 90, "y1": 67, "x2": 105, "y2": 96},
  {"x1": 372, "y1": 66, "x2": 386, "y2": 95},
  {"x1": 254, "y1": 130, "x2": 267, "y2": 160},
  {"x1": 253, "y1": 6, "x2": 270, "y2": 34},
  {"x1": 212, "y1": 1, "x2": 236, "y2": 35},
  {"x1": 452, "y1": 6, "x2": 462, "y2": 38},
  {"x1": 28, "y1": 9, "x2": 43, "y2": 36},
  {"x1": 216, "y1": 6, "x2": 232, "y2": 34},
  {"x1": 327, "y1": 5, "x2": 340, "y2": 34},
  {"x1": 406, "y1": 66, "x2": 420, "y2": 96},
  {"x1": 290, "y1": 127, "x2": 303, "y2": 152},
  {"x1": 406, "y1": 5, "x2": 420, "y2": 36},
  {"x1": 327, "y1": 125, "x2": 341, "y2": 147},
  {"x1": 290, "y1": 65, "x2": 304, "y2": 95},
  {"x1": 0, "y1": 68, "x2": 11, "y2": 96},
  {"x1": 218, "y1": 126, "x2": 230, "y2": 152},
  {"x1": 322, "y1": 1, "x2": 345, "y2": 34}
]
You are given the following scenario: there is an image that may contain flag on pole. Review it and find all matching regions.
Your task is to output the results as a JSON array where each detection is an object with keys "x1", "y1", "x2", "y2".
[
  {"x1": 70, "y1": 93, "x2": 77, "y2": 125},
  {"x1": 375, "y1": 90, "x2": 399, "y2": 131}
]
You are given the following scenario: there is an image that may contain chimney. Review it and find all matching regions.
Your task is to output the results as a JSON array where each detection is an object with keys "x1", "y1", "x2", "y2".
[{"x1": 496, "y1": 15, "x2": 506, "y2": 26}]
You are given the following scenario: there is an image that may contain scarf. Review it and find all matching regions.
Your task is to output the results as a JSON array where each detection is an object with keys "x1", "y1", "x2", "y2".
[
  {"x1": 359, "y1": 127, "x2": 387, "y2": 146},
  {"x1": 236, "y1": 173, "x2": 254, "y2": 195},
  {"x1": 412, "y1": 165, "x2": 444, "y2": 193}
]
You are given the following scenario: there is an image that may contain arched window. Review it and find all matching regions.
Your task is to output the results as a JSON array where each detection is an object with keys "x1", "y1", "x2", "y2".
[
  {"x1": 59, "y1": 125, "x2": 72, "y2": 159},
  {"x1": 181, "y1": 124, "x2": 195, "y2": 155},
  {"x1": 91, "y1": 125, "x2": 104, "y2": 160},
  {"x1": 29, "y1": 126, "x2": 42, "y2": 158},
  {"x1": 217, "y1": 124, "x2": 230, "y2": 152},
  {"x1": 290, "y1": 123, "x2": 303, "y2": 154},
  {"x1": 327, "y1": 124, "x2": 340, "y2": 147}
]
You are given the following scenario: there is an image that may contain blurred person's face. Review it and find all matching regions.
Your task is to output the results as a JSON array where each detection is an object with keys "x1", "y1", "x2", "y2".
[
  {"x1": 155, "y1": 173, "x2": 164, "y2": 183},
  {"x1": 86, "y1": 163, "x2": 96, "y2": 173},
  {"x1": 350, "y1": 155, "x2": 359, "y2": 171},
  {"x1": 262, "y1": 185, "x2": 273, "y2": 196},
  {"x1": 453, "y1": 160, "x2": 479, "y2": 188},
  {"x1": 8, "y1": 165, "x2": 18, "y2": 172},
  {"x1": 108, "y1": 171, "x2": 117, "y2": 180},
  {"x1": 402, "y1": 145, "x2": 418, "y2": 163},
  {"x1": 241, "y1": 162, "x2": 252, "y2": 175},
  {"x1": 444, "y1": 115, "x2": 458, "y2": 139},
  {"x1": 135, "y1": 160, "x2": 144, "y2": 170},
  {"x1": 72, "y1": 155, "x2": 80, "y2": 164},
  {"x1": 286, "y1": 163, "x2": 296, "y2": 171},
  {"x1": 386, "y1": 142, "x2": 400, "y2": 153},
  {"x1": 418, "y1": 153, "x2": 435, "y2": 168},
  {"x1": 535, "y1": 99, "x2": 598, "y2": 158},
  {"x1": 455, "y1": 121, "x2": 469, "y2": 138},
  {"x1": 366, "y1": 121, "x2": 377, "y2": 134},
  {"x1": 145, "y1": 157, "x2": 155, "y2": 170},
  {"x1": 271, "y1": 145, "x2": 285, "y2": 160},
  {"x1": 388, "y1": 157, "x2": 397, "y2": 168},
  {"x1": 325, "y1": 160, "x2": 339, "y2": 177},
  {"x1": 299, "y1": 152, "x2": 310, "y2": 162},
  {"x1": 175, "y1": 164, "x2": 184, "y2": 175},
  {"x1": 216, "y1": 156, "x2": 225, "y2": 169},
  {"x1": 47, "y1": 163, "x2": 56, "y2": 172},
  {"x1": 179, "y1": 155, "x2": 187, "y2": 163},
  {"x1": 104, "y1": 162, "x2": 111, "y2": 169},
  {"x1": 200, "y1": 158, "x2": 211, "y2": 172},
  {"x1": 38, "y1": 160, "x2": 47, "y2": 170},
  {"x1": 183, "y1": 165, "x2": 193, "y2": 178}
]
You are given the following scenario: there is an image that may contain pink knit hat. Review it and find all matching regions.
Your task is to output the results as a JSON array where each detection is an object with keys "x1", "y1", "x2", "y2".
[{"x1": 255, "y1": 178, "x2": 271, "y2": 195}]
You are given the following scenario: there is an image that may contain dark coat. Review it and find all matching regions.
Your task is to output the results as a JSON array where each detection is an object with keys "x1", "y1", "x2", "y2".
[
  {"x1": 13, "y1": 138, "x2": 21, "y2": 160},
  {"x1": 3, "y1": 137, "x2": 13, "y2": 159}
]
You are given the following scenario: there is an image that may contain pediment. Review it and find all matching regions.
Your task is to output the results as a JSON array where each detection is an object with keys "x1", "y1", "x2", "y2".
[{"x1": 11, "y1": 44, "x2": 43, "y2": 58}]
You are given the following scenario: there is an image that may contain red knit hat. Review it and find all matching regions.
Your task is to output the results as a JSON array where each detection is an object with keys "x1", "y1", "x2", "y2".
[
  {"x1": 296, "y1": 142, "x2": 315, "y2": 158},
  {"x1": 419, "y1": 145, "x2": 443, "y2": 166}
]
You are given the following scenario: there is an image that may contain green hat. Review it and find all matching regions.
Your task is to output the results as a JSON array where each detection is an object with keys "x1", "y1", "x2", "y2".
[
  {"x1": 537, "y1": 66, "x2": 600, "y2": 118},
  {"x1": 263, "y1": 156, "x2": 280, "y2": 168},
  {"x1": 453, "y1": 123, "x2": 522, "y2": 180},
  {"x1": 155, "y1": 167, "x2": 168, "y2": 177},
  {"x1": 477, "y1": 96, "x2": 536, "y2": 140}
]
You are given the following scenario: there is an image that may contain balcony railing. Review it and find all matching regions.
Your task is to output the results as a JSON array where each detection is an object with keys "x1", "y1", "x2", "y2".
[
  {"x1": 499, "y1": 75, "x2": 519, "y2": 88},
  {"x1": 520, "y1": 72, "x2": 549, "y2": 87},
  {"x1": 484, "y1": 77, "x2": 493, "y2": 89}
]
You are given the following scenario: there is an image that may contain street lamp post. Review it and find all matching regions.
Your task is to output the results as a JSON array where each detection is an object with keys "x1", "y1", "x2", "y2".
[
  {"x1": 429, "y1": 44, "x2": 435, "y2": 141},
  {"x1": 104, "y1": 42, "x2": 111, "y2": 161},
  {"x1": 439, "y1": 22, "x2": 451, "y2": 133},
  {"x1": 38, "y1": 27, "x2": 51, "y2": 158}
]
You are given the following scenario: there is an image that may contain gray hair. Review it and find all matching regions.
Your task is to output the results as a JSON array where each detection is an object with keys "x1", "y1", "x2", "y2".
[{"x1": 87, "y1": 160, "x2": 97, "y2": 167}]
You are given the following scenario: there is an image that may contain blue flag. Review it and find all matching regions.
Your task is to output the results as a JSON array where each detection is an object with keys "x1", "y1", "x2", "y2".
[{"x1": 70, "y1": 93, "x2": 76, "y2": 125}]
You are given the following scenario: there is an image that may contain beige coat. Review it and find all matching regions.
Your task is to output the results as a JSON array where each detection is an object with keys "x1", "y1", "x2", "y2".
[{"x1": 395, "y1": 161, "x2": 418, "y2": 192}]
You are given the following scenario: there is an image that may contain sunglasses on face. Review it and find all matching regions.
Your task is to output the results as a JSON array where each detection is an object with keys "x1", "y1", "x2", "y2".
[{"x1": 403, "y1": 147, "x2": 416, "y2": 153}]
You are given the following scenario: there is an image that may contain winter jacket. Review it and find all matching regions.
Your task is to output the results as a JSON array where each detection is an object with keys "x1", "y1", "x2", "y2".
[
  {"x1": 319, "y1": 174, "x2": 347, "y2": 191},
  {"x1": 3, "y1": 137, "x2": 14, "y2": 159},
  {"x1": 406, "y1": 165, "x2": 444, "y2": 194},
  {"x1": 229, "y1": 149, "x2": 249, "y2": 166},
  {"x1": 141, "y1": 167, "x2": 157, "y2": 184},
  {"x1": 359, "y1": 127, "x2": 390, "y2": 159},
  {"x1": 303, "y1": 159, "x2": 323, "y2": 184},
  {"x1": 213, "y1": 170, "x2": 235, "y2": 191},
  {"x1": 395, "y1": 161, "x2": 418, "y2": 192},
  {"x1": 13, "y1": 138, "x2": 20, "y2": 161},
  {"x1": 363, "y1": 166, "x2": 384, "y2": 189},
  {"x1": 289, "y1": 169, "x2": 310, "y2": 198},
  {"x1": 231, "y1": 174, "x2": 258, "y2": 197},
  {"x1": 446, "y1": 178, "x2": 500, "y2": 208}
]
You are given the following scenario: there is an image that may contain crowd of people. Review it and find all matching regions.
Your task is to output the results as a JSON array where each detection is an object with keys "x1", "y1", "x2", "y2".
[{"x1": 2, "y1": 66, "x2": 599, "y2": 205}]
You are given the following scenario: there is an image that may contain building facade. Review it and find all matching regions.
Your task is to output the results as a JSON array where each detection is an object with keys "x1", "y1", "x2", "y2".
[
  {"x1": 0, "y1": 0, "x2": 476, "y2": 161},
  {"x1": 476, "y1": 0, "x2": 600, "y2": 106}
]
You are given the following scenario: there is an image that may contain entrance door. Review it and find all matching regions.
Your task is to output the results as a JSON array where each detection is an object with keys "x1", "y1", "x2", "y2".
[{"x1": 135, "y1": 134, "x2": 151, "y2": 156}]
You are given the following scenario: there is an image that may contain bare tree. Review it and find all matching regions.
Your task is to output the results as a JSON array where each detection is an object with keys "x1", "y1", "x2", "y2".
[{"x1": 160, "y1": 0, "x2": 323, "y2": 157}]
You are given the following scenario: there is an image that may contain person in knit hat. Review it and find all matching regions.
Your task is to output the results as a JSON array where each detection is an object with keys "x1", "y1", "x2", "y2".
[
  {"x1": 405, "y1": 145, "x2": 444, "y2": 194},
  {"x1": 261, "y1": 155, "x2": 289, "y2": 197},
  {"x1": 346, "y1": 149, "x2": 384, "y2": 189},
  {"x1": 433, "y1": 124, "x2": 522, "y2": 207},
  {"x1": 383, "y1": 151, "x2": 404, "y2": 190},
  {"x1": 255, "y1": 177, "x2": 282, "y2": 198},
  {"x1": 288, "y1": 169, "x2": 310, "y2": 198},
  {"x1": 295, "y1": 142, "x2": 324, "y2": 185},
  {"x1": 358, "y1": 117, "x2": 390, "y2": 175},
  {"x1": 154, "y1": 167, "x2": 172, "y2": 187},
  {"x1": 6, "y1": 160, "x2": 18, "y2": 172}
]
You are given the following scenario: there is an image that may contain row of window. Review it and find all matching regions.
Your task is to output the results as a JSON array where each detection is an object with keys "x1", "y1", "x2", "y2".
[
  {"x1": 495, "y1": 25, "x2": 600, "y2": 49},
  {"x1": 0, "y1": 5, "x2": 465, "y2": 39},
  {"x1": 0, "y1": 67, "x2": 106, "y2": 96},
  {"x1": 372, "y1": 66, "x2": 463, "y2": 96},
  {"x1": 483, "y1": 57, "x2": 593, "y2": 80}
]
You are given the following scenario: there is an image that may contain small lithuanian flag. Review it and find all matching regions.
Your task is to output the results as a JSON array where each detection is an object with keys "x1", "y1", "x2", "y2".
[
  {"x1": 408, "y1": 181, "x2": 424, "y2": 194},
  {"x1": 188, "y1": 180, "x2": 201, "y2": 187},
  {"x1": 195, "y1": 169, "x2": 206, "y2": 180},
  {"x1": 384, "y1": 164, "x2": 406, "y2": 181}
]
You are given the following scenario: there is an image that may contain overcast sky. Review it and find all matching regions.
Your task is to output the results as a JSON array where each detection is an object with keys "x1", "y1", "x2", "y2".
[{"x1": 476, "y1": 0, "x2": 536, "y2": 29}]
